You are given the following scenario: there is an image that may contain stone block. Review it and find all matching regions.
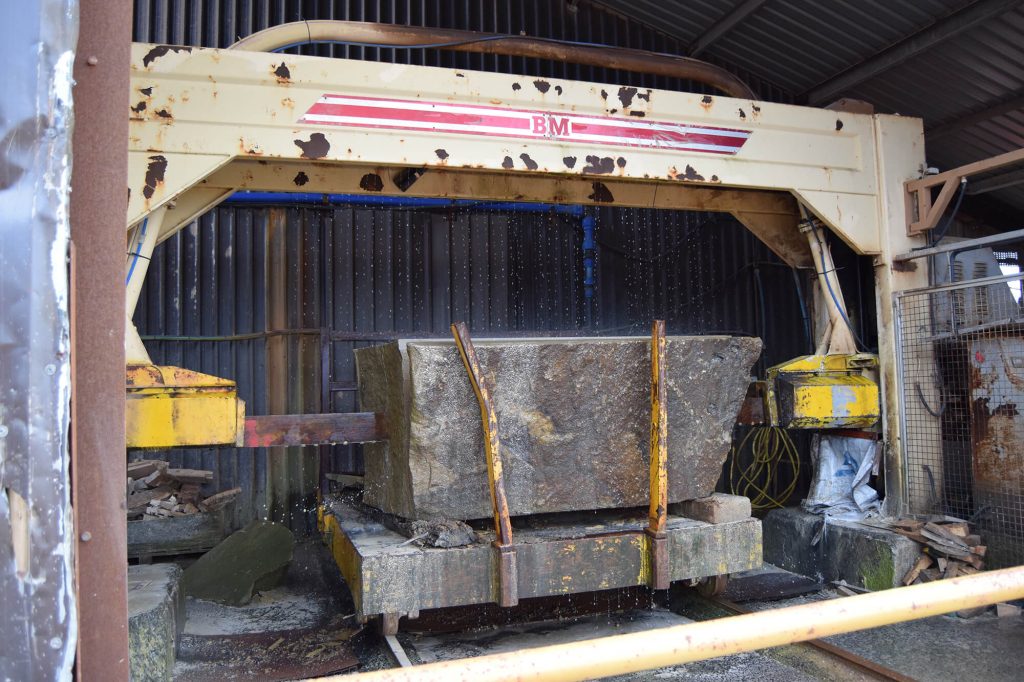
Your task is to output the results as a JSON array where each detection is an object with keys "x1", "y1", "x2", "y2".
[
  {"x1": 763, "y1": 507, "x2": 921, "y2": 590},
  {"x1": 128, "y1": 563, "x2": 184, "y2": 682},
  {"x1": 182, "y1": 520, "x2": 294, "y2": 605},
  {"x1": 673, "y1": 493, "x2": 752, "y2": 524},
  {"x1": 356, "y1": 335, "x2": 761, "y2": 520}
]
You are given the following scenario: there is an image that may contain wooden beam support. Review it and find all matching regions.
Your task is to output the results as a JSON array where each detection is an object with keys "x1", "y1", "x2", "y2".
[
  {"x1": 906, "y1": 147, "x2": 1024, "y2": 234},
  {"x1": 688, "y1": 0, "x2": 770, "y2": 58}
]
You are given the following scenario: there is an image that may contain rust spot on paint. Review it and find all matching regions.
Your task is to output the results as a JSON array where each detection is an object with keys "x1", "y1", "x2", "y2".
[
  {"x1": 681, "y1": 164, "x2": 705, "y2": 181},
  {"x1": 629, "y1": 110, "x2": 645, "y2": 117},
  {"x1": 140, "y1": 87, "x2": 153, "y2": 96},
  {"x1": 273, "y1": 62, "x2": 291, "y2": 83},
  {"x1": 501, "y1": 156, "x2": 515, "y2": 169},
  {"x1": 563, "y1": 156, "x2": 577, "y2": 169},
  {"x1": 582, "y1": 155, "x2": 615, "y2": 174},
  {"x1": 512, "y1": 82, "x2": 522, "y2": 91},
  {"x1": 142, "y1": 45, "x2": 192, "y2": 67},
  {"x1": 435, "y1": 149, "x2": 449, "y2": 160},
  {"x1": 555, "y1": 85, "x2": 563, "y2": 95},
  {"x1": 155, "y1": 108, "x2": 172, "y2": 119},
  {"x1": 738, "y1": 108, "x2": 746, "y2": 119},
  {"x1": 600, "y1": 89, "x2": 608, "y2": 100},
  {"x1": 294, "y1": 132, "x2": 330, "y2": 159},
  {"x1": 533, "y1": 80, "x2": 551, "y2": 94},
  {"x1": 752, "y1": 104, "x2": 761, "y2": 114},
  {"x1": 588, "y1": 182, "x2": 614, "y2": 203},
  {"x1": 359, "y1": 173, "x2": 384, "y2": 192},
  {"x1": 142, "y1": 155, "x2": 168, "y2": 200},
  {"x1": 637, "y1": 90, "x2": 651, "y2": 102},
  {"x1": 710, "y1": 174, "x2": 721, "y2": 183},
  {"x1": 293, "y1": 171, "x2": 309, "y2": 186},
  {"x1": 455, "y1": 72, "x2": 466, "y2": 78},
  {"x1": 131, "y1": 101, "x2": 147, "y2": 115},
  {"x1": 608, "y1": 108, "x2": 618, "y2": 115},
  {"x1": 700, "y1": 95, "x2": 713, "y2": 110},
  {"x1": 835, "y1": 119, "x2": 844, "y2": 131},
  {"x1": 520, "y1": 153, "x2": 539, "y2": 170},
  {"x1": 618, "y1": 86, "x2": 637, "y2": 108}
]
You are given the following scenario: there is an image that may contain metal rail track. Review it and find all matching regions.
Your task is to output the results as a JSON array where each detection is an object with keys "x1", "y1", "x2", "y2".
[{"x1": 706, "y1": 595, "x2": 916, "y2": 682}]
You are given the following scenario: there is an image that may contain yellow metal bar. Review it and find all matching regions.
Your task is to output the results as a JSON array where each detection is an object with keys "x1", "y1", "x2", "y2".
[
  {"x1": 326, "y1": 566, "x2": 1024, "y2": 682},
  {"x1": 647, "y1": 320, "x2": 668, "y2": 534},
  {"x1": 451, "y1": 322, "x2": 518, "y2": 608},
  {"x1": 645, "y1": 320, "x2": 670, "y2": 590}
]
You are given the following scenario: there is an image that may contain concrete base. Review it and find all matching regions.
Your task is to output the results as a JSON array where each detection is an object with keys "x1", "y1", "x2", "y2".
[
  {"x1": 763, "y1": 507, "x2": 921, "y2": 590},
  {"x1": 322, "y1": 492, "x2": 762, "y2": 618},
  {"x1": 128, "y1": 563, "x2": 185, "y2": 682}
]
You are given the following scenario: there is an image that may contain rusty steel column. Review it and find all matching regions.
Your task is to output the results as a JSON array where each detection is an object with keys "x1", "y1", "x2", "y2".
[{"x1": 70, "y1": 0, "x2": 133, "y2": 679}]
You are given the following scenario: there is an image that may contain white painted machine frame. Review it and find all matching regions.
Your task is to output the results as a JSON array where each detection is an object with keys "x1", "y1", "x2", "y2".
[{"x1": 125, "y1": 41, "x2": 931, "y2": 512}]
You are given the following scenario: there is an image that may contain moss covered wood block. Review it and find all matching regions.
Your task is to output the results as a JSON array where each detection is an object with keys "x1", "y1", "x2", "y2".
[{"x1": 356, "y1": 336, "x2": 761, "y2": 520}]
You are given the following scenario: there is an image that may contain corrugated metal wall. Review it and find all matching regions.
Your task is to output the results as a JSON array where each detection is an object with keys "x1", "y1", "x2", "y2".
[
  {"x1": 134, "y1": 201, "x2": 817, "y2": 530},
  {"x1": 130, "y1": 1, "x2": 842, "y2": 530}
]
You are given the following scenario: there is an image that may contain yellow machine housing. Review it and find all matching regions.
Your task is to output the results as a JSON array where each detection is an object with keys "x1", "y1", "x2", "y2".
[
  {"x1": 125, "y1": 364, "x2": 244, "y2": 448},
  {"x1": 764, "y1": 354, "x2": 880, "y2": 429}
]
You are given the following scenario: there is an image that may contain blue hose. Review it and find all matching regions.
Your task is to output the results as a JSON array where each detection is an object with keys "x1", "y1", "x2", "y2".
[{"x1": 125, "y1": 217, "x2": 149, "y2": 286}]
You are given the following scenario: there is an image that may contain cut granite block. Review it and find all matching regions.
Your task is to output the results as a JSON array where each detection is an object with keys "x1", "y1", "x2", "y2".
[{"x1": 356, "y1": 336, "x2": 761, "y2": 520}]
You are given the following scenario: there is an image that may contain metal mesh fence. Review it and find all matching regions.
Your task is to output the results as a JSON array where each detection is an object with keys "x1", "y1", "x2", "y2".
[{"x1": 896, "y1": 261, "x2": 1024, "y2": 568}]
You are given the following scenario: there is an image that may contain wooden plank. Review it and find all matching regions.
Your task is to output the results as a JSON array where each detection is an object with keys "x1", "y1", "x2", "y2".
[
  {"x1": 127, "y1": 459, "x2": 166, "y2": 479},
  {"x1": 902, "y1": 555, "x2": 933, "y2": 585},
  {"x1": 242, "y1": 412, "x2": 386, "y2": 447},
  {"x1": 166, "y1": 468, "x2": 214, "y2": 484}
]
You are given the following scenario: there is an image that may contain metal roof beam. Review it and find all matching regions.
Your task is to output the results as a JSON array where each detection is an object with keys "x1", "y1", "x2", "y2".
[
  {"x1": 688, "y1": 0, "x2": 771, "y2": 58},
  {"x1": 967, "y1": 167, "x2": 1024, "y2": 195},
  {"x1": 926, "y1": 88, "x2": 1024, "y2": 141},
  {"x1": 803, "y1": 0, "x2": 1020, "y2": 105}
]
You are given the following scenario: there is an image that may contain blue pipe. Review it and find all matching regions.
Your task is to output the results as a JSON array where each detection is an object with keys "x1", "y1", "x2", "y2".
[
  {"x1": 225, "y1": 191, "x2": 584, "y2": 215},
  {"x1": 582, "y1": 214, "x2": 596, "y2": 328}
]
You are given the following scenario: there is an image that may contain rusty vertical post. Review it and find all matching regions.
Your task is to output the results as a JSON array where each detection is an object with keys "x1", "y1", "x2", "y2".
[
  {"x1": 451, "y1": 322, "x2": 518, "y2": 607},
  {"x1": 70, "y1": 0, "x2": 133, "y2": 679},
  {"x1": 646, "y1": 320, "x2": 670, "y2": 590}
]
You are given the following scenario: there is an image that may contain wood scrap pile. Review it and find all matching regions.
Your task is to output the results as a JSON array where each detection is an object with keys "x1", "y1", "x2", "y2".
[
  {"x1": 126, "y1": 460, "x2": 240, "y2": 521},
  {"x1": 887, "y1": 518, "x2": 987, "y2": 585}
]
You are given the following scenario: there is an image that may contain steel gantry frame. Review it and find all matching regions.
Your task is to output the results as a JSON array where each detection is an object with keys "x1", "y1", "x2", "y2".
[{"x1": 124, "y1": 22, "x2": 930, "y2": 512}]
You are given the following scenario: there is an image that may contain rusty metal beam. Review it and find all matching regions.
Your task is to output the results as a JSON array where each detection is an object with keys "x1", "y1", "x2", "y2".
[
  {"x1": 926, "y1": 88, "x2": 1024, "y2": 141},
  {"x1": 70, "y1": 0, "x2": 132, "y2": 679},
  {"x1": 451, "y1": 321, "x2": 518, "y2": 608},
  {"x1": 804, "y1": 0, "x2": 1020, "y2": 105},
  {"x1": 242, "y1": 413, "x2": 387, "y2": 447},
  {"x1": 688, "y1": 0, "x2": 771, "y2": 58}
]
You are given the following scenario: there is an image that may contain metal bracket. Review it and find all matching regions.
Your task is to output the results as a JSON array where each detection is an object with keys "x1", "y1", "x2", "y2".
[
  {"x1": 451, "y1": 321, "x2": 519, "y2": 607},
  {"x1": 647, "y1": 320, "x2": 671, "y2": 590}
]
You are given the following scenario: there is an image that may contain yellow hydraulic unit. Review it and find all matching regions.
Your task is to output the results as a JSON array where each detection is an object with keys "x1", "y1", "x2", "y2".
[
  {"x1": 763, "y1": 354, "x2": 880, "y2": 429},
  {"x1": 126, "y1": 365, "x2": 244, "y2": 448}
]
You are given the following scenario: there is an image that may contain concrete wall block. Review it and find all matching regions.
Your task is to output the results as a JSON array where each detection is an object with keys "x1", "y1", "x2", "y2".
[{"x1": 763, "y1": 507, "x2": 921, "y2": 590}]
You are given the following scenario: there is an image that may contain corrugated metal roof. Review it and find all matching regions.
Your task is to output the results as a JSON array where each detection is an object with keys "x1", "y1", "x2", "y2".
[{"x1": 596, "y1": 0, "x2": 1024, "y2": 214}]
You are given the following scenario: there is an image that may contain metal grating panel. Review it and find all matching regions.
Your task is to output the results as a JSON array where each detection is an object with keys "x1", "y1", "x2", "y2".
[{"x1": 897, "y1": 250, "x2": 1024, "y2": 567}]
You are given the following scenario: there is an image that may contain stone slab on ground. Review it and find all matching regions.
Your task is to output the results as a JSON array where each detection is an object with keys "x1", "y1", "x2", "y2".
[
  {"x1": 763, "y1": 507, "x2": 921, "y2": 590},
  {"x1": 128, "y1": 563, "x2": 185, "y2": 682},
  {"x1": 183, "y1": 520, "x2": 294, "y2": 606},
  {"x1": 356, "y1": 335, "x2": 761, "y2": 519}
]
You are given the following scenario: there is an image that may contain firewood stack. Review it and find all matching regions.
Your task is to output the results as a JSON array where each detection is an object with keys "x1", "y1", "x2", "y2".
[
  {"x1": 126, "y1": 460, "x2": 241, "y2": 521},
  {"x1": 887, "y1": 518, "x2": 987, "y2": 584}
]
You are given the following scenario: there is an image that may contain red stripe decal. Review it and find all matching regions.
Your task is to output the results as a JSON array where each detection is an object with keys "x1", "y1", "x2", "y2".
[{"x1": 299, "y1": 95, "x2": 750, "y2": 154}]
